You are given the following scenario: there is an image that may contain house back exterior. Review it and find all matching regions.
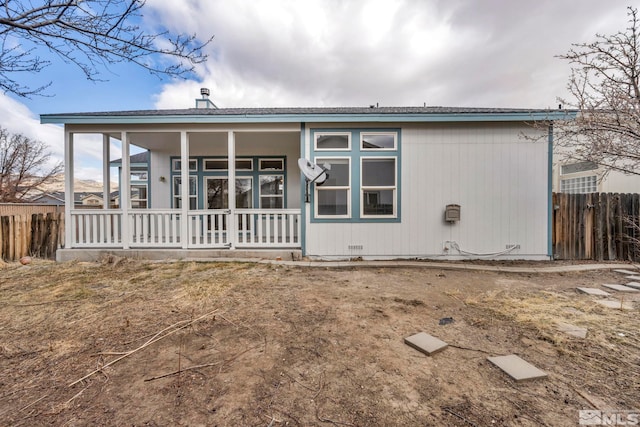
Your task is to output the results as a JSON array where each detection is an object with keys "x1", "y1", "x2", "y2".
[{"x1": 41, "y1": 95, "x2": 572, "y2": 261}]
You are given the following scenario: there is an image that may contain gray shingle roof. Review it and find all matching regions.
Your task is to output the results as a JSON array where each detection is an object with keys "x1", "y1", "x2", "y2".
[{"x1": 43, "y1": 105, "x2": 566, "y2": 117}]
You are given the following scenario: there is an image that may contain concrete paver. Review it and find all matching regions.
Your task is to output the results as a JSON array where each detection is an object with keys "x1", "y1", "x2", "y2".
[
  {"x1": 487, "y1": 355, "x2": 547, "y2": 382},
  {"x1": 614, "y1": 269, "x2": 639, "y2": 275},
  {"x1": 577, "y1": 287, "x2": 610, "y2": 296},
  {"x1": 625, "y1": 275, "x2": 640, "y2": 281},
  {"x1": 404, "y1": 332, "x2": 448, "y2": 356},
  {"x1": 625, "y1": 282, "x2": 640, "y2": 290},
  {"x1": 602, "y1": 284, "x2": 639, "y2": 292},
  {"x1": 595, "y1": 300, "x2": 634, "y2": 310},
  {"x1": 555, "y1": 322, "x2": 588, "y2": 338}
]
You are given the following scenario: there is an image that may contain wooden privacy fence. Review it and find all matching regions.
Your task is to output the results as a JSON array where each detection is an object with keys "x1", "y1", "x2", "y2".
[
  {"x1": 0, "y1": 213, "x2": 65, "y2": 261},
  {"x1": 553, "y1": 192, "x2": 640, "y2": 261}
]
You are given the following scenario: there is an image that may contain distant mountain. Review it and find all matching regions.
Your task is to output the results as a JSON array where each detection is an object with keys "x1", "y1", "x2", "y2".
[{"x1": 39, "y1": 174, "x2": 118, "y2": 193}]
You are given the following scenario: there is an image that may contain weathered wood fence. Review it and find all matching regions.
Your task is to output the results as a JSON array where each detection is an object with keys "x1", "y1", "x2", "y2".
[
  {"x1": 0, "y1": 213, "x2": 65, "y2": 261},
  {"x1": 553, "y1": 193, "x2": 640, "y2": 261}
]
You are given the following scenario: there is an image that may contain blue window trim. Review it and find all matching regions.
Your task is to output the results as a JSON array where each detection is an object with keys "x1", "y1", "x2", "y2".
[
  {"x1": 310, "y1": 128, "x2": 401, "y2": 223},
  {"x1": 116, "y1": 154, "x2": 150, "y2": 208},
  {"x1": 169, "y1": 155, "x2": 287, "y2": 209}
]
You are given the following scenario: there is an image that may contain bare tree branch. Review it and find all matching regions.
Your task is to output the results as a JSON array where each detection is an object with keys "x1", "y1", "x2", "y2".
[
  {"x1": 554, "y1": 6, "x2": 640, "y2": 177},
  {"x1": 0, "y1": 127, "x2": 62, "y2": 202},
  {"x1": 0, "y1": 0, "x2": 213, "y2": 97}
]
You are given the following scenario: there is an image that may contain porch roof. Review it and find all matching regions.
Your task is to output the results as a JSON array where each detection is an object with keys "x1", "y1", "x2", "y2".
[{"x1": 40, "y1": 106, "x2": 576, "y2": 125}]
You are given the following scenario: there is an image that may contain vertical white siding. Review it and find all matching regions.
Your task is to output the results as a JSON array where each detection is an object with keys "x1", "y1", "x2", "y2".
[{"x1": 305, "y1": 122, "x2": 550, "y2": 260}]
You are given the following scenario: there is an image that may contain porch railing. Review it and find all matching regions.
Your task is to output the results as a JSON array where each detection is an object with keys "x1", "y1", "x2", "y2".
[
  {"x1": 70, "y1": 209, "x2": 122, "y2": 247},
  {"x1": 236, "y1": 209, "x2": 300, "y2": 247},
  {"x1": 69, "y1": 208, "x2": 301, "y2": 249}
]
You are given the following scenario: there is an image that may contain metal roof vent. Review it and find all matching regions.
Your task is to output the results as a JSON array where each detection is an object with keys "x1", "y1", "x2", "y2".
[{"x1": 195, "y1": 87, "x2": 218, "y2": 109}]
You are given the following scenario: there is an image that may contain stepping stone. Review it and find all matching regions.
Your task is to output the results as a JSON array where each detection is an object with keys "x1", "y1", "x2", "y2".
[
  {"x1": 487, "y1": 354, "x2": 547, "y2": 382},
  {"x1": 404, "y1": 332, "x2": 448, "y2": 356},
  {"x1": 577, "y1": 287, "x2": 610, "y2": 296},
  {"x1": 614, "y1": 269, "x2": 638, "y2": 275},
  {"x1": 625, "y1": 276, "x2": 640, "y2": 281},
  {"x1": 602, "y1": 284, "x2": 639, "y2": 292},
  {"x1": 626, "y1": 282, "x2": 640, "y2": 290},
  {"x1": 595, "y1": 300, "x2": 634, "y2": 310},
  {"x1": 555, "y1": 321, "x2": 588, "y2": 338},
  {"x1": 563, "y1": 307, "x2": 585, "y2": 315}
]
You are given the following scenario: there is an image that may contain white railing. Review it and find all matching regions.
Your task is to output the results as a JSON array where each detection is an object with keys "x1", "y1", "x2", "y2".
[
  {"x1": 70, "y1": 209, "x2": 123, "y2": 247},
  {"x1": 69, "y1": 208, "x2": 301, "y2": 249},
  {"x1": 235, "y1": 209, "x2": 301, "y2": 247},
  {"x1": 129, "y1": 210, "x2": 182, "y2": 247},
  {"x1": 186, "y1": 210, "x2": 230, "y2": 248}
]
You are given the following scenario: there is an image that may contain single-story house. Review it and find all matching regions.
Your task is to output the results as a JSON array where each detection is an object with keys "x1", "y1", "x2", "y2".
[{"x1": 40, "y1": 91, "x2": 574, "y2": 261}]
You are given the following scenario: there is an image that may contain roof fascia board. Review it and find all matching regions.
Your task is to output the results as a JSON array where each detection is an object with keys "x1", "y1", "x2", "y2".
[{"x1": 41, "y1": 111, "x2": 576, "y2": 125}]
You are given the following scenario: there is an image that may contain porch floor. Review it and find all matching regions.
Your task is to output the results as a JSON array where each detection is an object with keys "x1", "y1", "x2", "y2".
[{"x1": 56, "y1": 248, "x2": 302, "y2": 262}]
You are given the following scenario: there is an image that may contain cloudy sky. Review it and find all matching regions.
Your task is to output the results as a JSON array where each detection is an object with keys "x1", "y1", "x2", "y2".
[{"x1": 0, "y1": 0, "x2": 632, "y2": 180}]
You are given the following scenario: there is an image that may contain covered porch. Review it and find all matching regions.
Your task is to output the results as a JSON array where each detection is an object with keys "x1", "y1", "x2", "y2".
[{"x1": 62, "y1": 123, "x2": 303, "y2": 254}]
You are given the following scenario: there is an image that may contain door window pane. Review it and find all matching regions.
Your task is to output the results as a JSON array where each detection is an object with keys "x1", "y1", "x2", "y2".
[{"x1": 206, "y1": 178, "x2": 253, "y2": 209}]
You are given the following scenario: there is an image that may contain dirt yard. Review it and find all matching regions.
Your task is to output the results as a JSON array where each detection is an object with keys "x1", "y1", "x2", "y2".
[{"x1": 0, "y1": 258, "x2": 638, "y2": 426}]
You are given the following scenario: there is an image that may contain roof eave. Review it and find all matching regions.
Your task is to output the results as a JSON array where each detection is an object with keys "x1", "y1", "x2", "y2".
[{"x1": 40, "y1": 111, "x2": 576, "y2": 125}]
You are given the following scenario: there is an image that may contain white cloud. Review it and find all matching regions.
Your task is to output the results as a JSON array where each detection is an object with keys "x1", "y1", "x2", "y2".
[
  {"x1": 0, "y1": 93, "x2": 118, "y2": 181},
  {"x1": 147, "y1": 0, "x2": 631, "y2": 109}
]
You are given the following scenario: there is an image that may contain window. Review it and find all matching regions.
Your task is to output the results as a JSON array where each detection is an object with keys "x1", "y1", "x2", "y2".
[
  {"x1": 205, "y1": 177, "x2": 253, "y2": 209},
  {"x1": 561, "y1": 161, "x2": 597, "y2": 175},
  {"x1": 172, "y1": 176, "x2": 197, "y2": 209},
  {"x1": 560, "y1": 175, "x2": 597, "y2": 194},
  {"x1": 203, "y1": 158, "x2": 253, "y2": 171},
  {"x1": 259, "y1": 159, "x2": 284, "y2": 171},
  {"x1": 130, "y1": 169, "x2": 148, "y2": 181},
  {"x1": 315, "y1": 132, "x2": 350, "y2": 151},
  {"x1": 311, "y1": 129, "x2": 399, "y2": 222},
  {"x1": 260, "y1": 175, "x2": 284, "y2": 208},
  {"x1": 361, "y1": 158, "x2": 396, "y2": 217},
  {"x1": 315, "y1": 158, "x2": 350, "y2": 217},
  {"x1": 361, "y1": 132, "x2": 396, "y2": 150},
  {"x1": 172, "y1": 158, "x2": 197, "y2": 172},
  {"x1": 131, "y1": 185, "x2": 148, "y2": 209}
]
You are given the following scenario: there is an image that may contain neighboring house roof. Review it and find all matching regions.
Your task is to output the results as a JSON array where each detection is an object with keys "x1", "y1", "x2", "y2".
[
  {"x1": 110, "y1": 151, "x2": 149, "y2": 166},
  {"x1": 73, "y1": 192, "x2": 119, "y2": 203},
  {"x1": 41, "y1": 106, "x2": 576, "y2": 124},
  {"x1": 29, "y1": 191, "x2": 65, "y2": 205}
]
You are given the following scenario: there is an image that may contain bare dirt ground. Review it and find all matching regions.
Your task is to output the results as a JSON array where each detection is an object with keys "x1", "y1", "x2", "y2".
[{"x1": 0, "y1": 258, "x2": 638, "y2": 426}]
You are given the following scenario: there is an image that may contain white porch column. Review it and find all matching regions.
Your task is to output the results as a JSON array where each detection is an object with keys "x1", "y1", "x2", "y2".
[
  {"x1": 180, "y1": 131, "x2": 189, "y2": 249},
  {"x1": 102, "y1": 134, "x2": 111, "y2": 209},
  {"x1": 120, "y1": 132, "x2": 130, "y2": 249},
  {"x1": 64, "y1": 130, "x2": 74, "y2": 248},
  {"x1": 227, "y1": 131, "x2": 236, "y2": 249}
]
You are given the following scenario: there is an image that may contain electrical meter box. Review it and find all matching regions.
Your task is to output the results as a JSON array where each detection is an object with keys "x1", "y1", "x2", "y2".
[{"x1": 444, "y1": 204, "x2": 460, "y2": 222}]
